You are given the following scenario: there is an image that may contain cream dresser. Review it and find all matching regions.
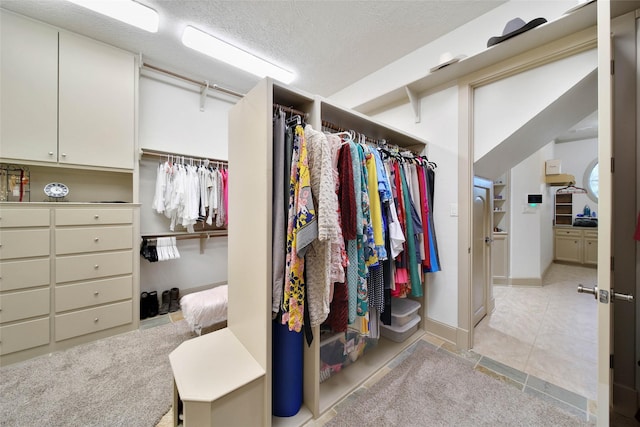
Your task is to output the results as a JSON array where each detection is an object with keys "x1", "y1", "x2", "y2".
[{"x1": 0, "y1": 203, "x2": 139, "y2": 365}]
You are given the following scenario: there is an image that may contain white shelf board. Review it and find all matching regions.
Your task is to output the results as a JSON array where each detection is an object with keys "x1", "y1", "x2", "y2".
[
  {"x1": 272, "y1": 405, "x2": 313, "y2": 427},
  {"x1": 354, "y1": 1, "x2": 638, "y2": 115}
]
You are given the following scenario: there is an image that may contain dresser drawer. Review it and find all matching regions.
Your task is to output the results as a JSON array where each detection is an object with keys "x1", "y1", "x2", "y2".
[
  {"x1": 55, "y1": 208, "x2": 133, "y2": 226},
  {"x1": 0, "y1": 229, "x2": 50, "y2": 260},
  {"x1": 56, "y1": 250, "x2": 132, "y2": 283},
  {"x1": 0, "y1": 318, "x2": 50, "y2": 355},
  {"x1": 555, "y1": 228, "x2": 582, "y2": 237},
  {"x1": 583, "y1": 230, "x2": 598, "y2": 238},
  {"x1": 0, "y1": 208, "x2": 50, "y2": 228},
  {"x1": 55, "y1": 226, "x2": 133, "y2": 255},
  {"x1": 55, "y1": 300, "x2": 131, "y2": 341},
  {"x1": 56, "y1": 276, "x2": 132, "y2": 312},
  {"x1": 0, "y1": 258, "x2": 50, "y2": 291},
  {"x1": 0, "y1": 288, "x2": 49, "y2": 323}
]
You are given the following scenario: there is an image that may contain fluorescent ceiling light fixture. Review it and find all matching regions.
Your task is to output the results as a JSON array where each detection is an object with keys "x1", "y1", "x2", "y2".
[
  {"x1": 182, "y1": 26, "x2": 295, "y2": 84},
  {"x1": 66, "y1": 0, "x2": 159, "y2": 33}
]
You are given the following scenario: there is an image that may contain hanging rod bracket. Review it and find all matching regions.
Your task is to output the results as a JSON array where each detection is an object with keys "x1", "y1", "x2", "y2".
[{"x1": 200, "y1": 80, "x2": 210, "y2": 112}]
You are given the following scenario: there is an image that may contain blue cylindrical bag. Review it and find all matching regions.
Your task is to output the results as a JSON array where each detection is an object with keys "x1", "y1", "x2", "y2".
[{"x1": 272, "y1": 320, "x2": 303, "y2": 417}]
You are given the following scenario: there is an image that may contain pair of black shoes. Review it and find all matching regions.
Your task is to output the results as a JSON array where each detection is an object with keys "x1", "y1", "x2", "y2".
[{"x1": 140, "y1": 288, "x2": 180, "y2": 320}]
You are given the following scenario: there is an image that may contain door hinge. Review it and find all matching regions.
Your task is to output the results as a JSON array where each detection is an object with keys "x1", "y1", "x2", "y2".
[
  {"x1": 611, "y1": 59, "x2": 615, "y2": 75},
  {"x1": 611, "y1": 157, "x2": 615, "y2": 173},
  {"x1": 611, "y1": 354, "x2": 614, "y2": 369}
]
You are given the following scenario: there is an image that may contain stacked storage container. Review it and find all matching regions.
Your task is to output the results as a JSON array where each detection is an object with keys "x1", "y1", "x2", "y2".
[{"x1": 380, "y1": 298, "x2": 421, "y2": 342}]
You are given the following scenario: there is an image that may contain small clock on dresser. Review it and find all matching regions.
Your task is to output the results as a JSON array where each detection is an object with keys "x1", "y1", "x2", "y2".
[{"x1": 44, "y1": 182, "x2": 69, "y2": 200}]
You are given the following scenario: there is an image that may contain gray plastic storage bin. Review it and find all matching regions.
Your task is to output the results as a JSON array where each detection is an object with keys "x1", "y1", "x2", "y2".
[
  {"x1": 390, "y1": 298, "x2": 421, "y2": 327},
  {"x1": 381, "y1": 315, "x2": 421, "y2": 343}
]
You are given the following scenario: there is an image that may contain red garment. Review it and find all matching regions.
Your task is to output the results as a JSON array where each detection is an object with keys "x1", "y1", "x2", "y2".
[
  {"x1": 338, "y1": 145, "x2": 357, "y2": 240},
  {"x1": 324, "y1": 282, "x2": 348, "y2": 332}
]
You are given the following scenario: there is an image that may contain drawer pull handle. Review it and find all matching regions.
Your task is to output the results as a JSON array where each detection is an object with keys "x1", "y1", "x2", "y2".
[
  {"x1": 94, "y1": 215, "x2": 100, "y2": 219},
  {"x1": 94, "y1": 318, "x2": 99, "y2": 323},
  {"x1": 48, "y1": 151, "x2": 54, "y2": 156},
  {"x1": 94, "y1": 291, "x2": 99, "y2": 296},
  {"x1": 94, "y1": 237, "x2": 99, "y2": 242},
  {"x1": 94, "y1": 264, "x2": 99, "y2": 269},
  {"x1": 61, "y1": 153, "x2": 67, "y2": 158}
]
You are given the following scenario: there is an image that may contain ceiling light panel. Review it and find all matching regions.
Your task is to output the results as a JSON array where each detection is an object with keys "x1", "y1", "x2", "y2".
[
  {"x1": 181, "y1": 26, "x2": 295, "y2": 84},
  {"x1": 66, "y1": 0, "x2": 159, "y2": 33}
]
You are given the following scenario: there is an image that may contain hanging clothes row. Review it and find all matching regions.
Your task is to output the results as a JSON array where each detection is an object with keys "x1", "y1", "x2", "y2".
[
  {"x1": 151, "y1": 155, "x2": 228, "y2": 232},
  {"x1": 271, "y1": 109, "x2": 440, "y2": 341},
  {"x1": 140, "y1": 237, "x2": 181, "y2": 262}
]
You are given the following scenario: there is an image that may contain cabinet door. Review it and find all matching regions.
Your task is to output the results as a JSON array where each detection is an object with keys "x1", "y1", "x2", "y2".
[
  {"x1": 491, "y1": 234, "x2": 508, "y2": 284},
  {"x1": 58, "y1": 32, "x2": 135, "y2": 170},
  {"x1": 584, "y1": 238, "x2": 598, "y2": 265},
  {"x1": 0, "y1": 11, "x2": 58, "y2": 163},
  {"x1": 555, "y1": 236, "x2": 582, "y2": 263}
]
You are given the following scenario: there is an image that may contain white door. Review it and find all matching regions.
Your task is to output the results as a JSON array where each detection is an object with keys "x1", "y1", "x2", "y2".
[
  {"x1": 473, "y1": 177, "x2": 492, "y2": 326},
  {"x1": 595, "y1": 1, "x2": 612, "y2": 423}
]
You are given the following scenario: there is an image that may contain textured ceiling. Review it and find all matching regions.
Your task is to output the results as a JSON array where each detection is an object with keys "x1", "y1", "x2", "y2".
[{"x1": 0, "y1": 0, "x2": 506, "y2": 96}]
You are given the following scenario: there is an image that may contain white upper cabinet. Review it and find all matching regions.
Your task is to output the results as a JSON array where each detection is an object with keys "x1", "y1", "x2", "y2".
[
  {"x1": 0, "y1": 11, "x2": 135, "y2": 171},
  {"x1": 0, "y1": 12, "x2": 58, "y2": 163},
  {"x1": 58, "y1": 32, "x2": 135, "y2": 170}
]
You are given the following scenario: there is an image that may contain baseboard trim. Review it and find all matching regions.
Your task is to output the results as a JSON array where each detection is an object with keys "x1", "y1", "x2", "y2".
[
  {"x1": 424, "y1": 317, "x2": 458, "y2": 345},
  {"x1": 492, "y1": 277, "x2": 508, "y2": 285},
  {"x1": 510, "y1": 277, "x2": 542, "y2": 287}
]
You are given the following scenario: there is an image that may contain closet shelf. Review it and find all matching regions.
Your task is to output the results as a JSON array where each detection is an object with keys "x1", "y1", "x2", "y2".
[{"x1": 353, "y1": 1, "x2": 608, "y2": 115}]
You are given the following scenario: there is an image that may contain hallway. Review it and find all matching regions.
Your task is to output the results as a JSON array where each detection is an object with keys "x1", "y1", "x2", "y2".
[{"x1": 473, "y1": 263, "x2": 597, "y2": 401}]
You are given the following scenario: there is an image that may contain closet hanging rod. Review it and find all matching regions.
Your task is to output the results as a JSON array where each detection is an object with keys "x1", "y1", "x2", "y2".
[
  {"x1": 141, "y1": 62, "x2": 245, "y2": 99},
  {"x1": 142, "y1": 231, "x2": 228, "y2": 240},
  {"x1": 321, "y1": 120, "x2": 378, "y2": 145},
  {"x1": 140, "y1": 148, "x2": 227, "y2": 165},
  {"x1": 273, "y1": 103, "x2": 309, "y2": 119}
]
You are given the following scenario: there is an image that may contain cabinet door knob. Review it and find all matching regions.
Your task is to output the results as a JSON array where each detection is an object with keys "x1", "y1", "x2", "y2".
[
  {"x1": 94, "y1": 237, "x2": 99, "y2": 242},
  {"x1": 94, "y1": 215, "x2": 100, "y2": 219},
  {"x1": 94, "y1": 318, "x2": 99, "y2": 323},
  {"x1": 94, "y1": 264, "x2": 99, "y2": 269},
  {"x1": 61, "y1": 153, "x2": 67, "y2": 157},
  {"x1": 94, "y1": 291, "x2": 99, "y2": 296},
  {"x1": 48, "y1": 151, "x2": 54, "y2": 156}
]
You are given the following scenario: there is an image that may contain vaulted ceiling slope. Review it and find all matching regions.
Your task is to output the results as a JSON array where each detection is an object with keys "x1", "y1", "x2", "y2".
[{"x1": 0, "y1": 0, "x2": 505, "y2": 97}]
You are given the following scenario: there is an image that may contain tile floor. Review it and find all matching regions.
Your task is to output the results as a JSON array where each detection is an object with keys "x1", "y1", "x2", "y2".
[{"x1": 473, "y1": 262, "x2": 598, "y2": 402}]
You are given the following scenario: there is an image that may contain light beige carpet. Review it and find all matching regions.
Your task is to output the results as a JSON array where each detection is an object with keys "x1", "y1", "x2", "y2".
[
  {"x1": 326, "y1": 342, "x2": 592, "y2": 427},
  {"x1": 0, "y1": 320, "x2": 194, "y2": 427}
]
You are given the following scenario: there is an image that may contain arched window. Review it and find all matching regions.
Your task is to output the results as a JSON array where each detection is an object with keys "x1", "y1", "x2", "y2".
[{"x1": 583, "y1": 159, "x2": 598, "y2": 202}]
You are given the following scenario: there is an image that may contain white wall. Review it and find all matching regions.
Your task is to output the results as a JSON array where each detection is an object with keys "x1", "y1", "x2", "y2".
[
  {"x1": 510, "y1": 151, "x2": 545, "y2": 280},
  {"x1": 506, "y1": 144, "x2": 556, "y2": 282},
  {"x1": 370, "y1": 85, "x2": 460, "y2": 327},
  {"x1": 138, "y1": 71, "x2": 236, "y2": 295}
]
